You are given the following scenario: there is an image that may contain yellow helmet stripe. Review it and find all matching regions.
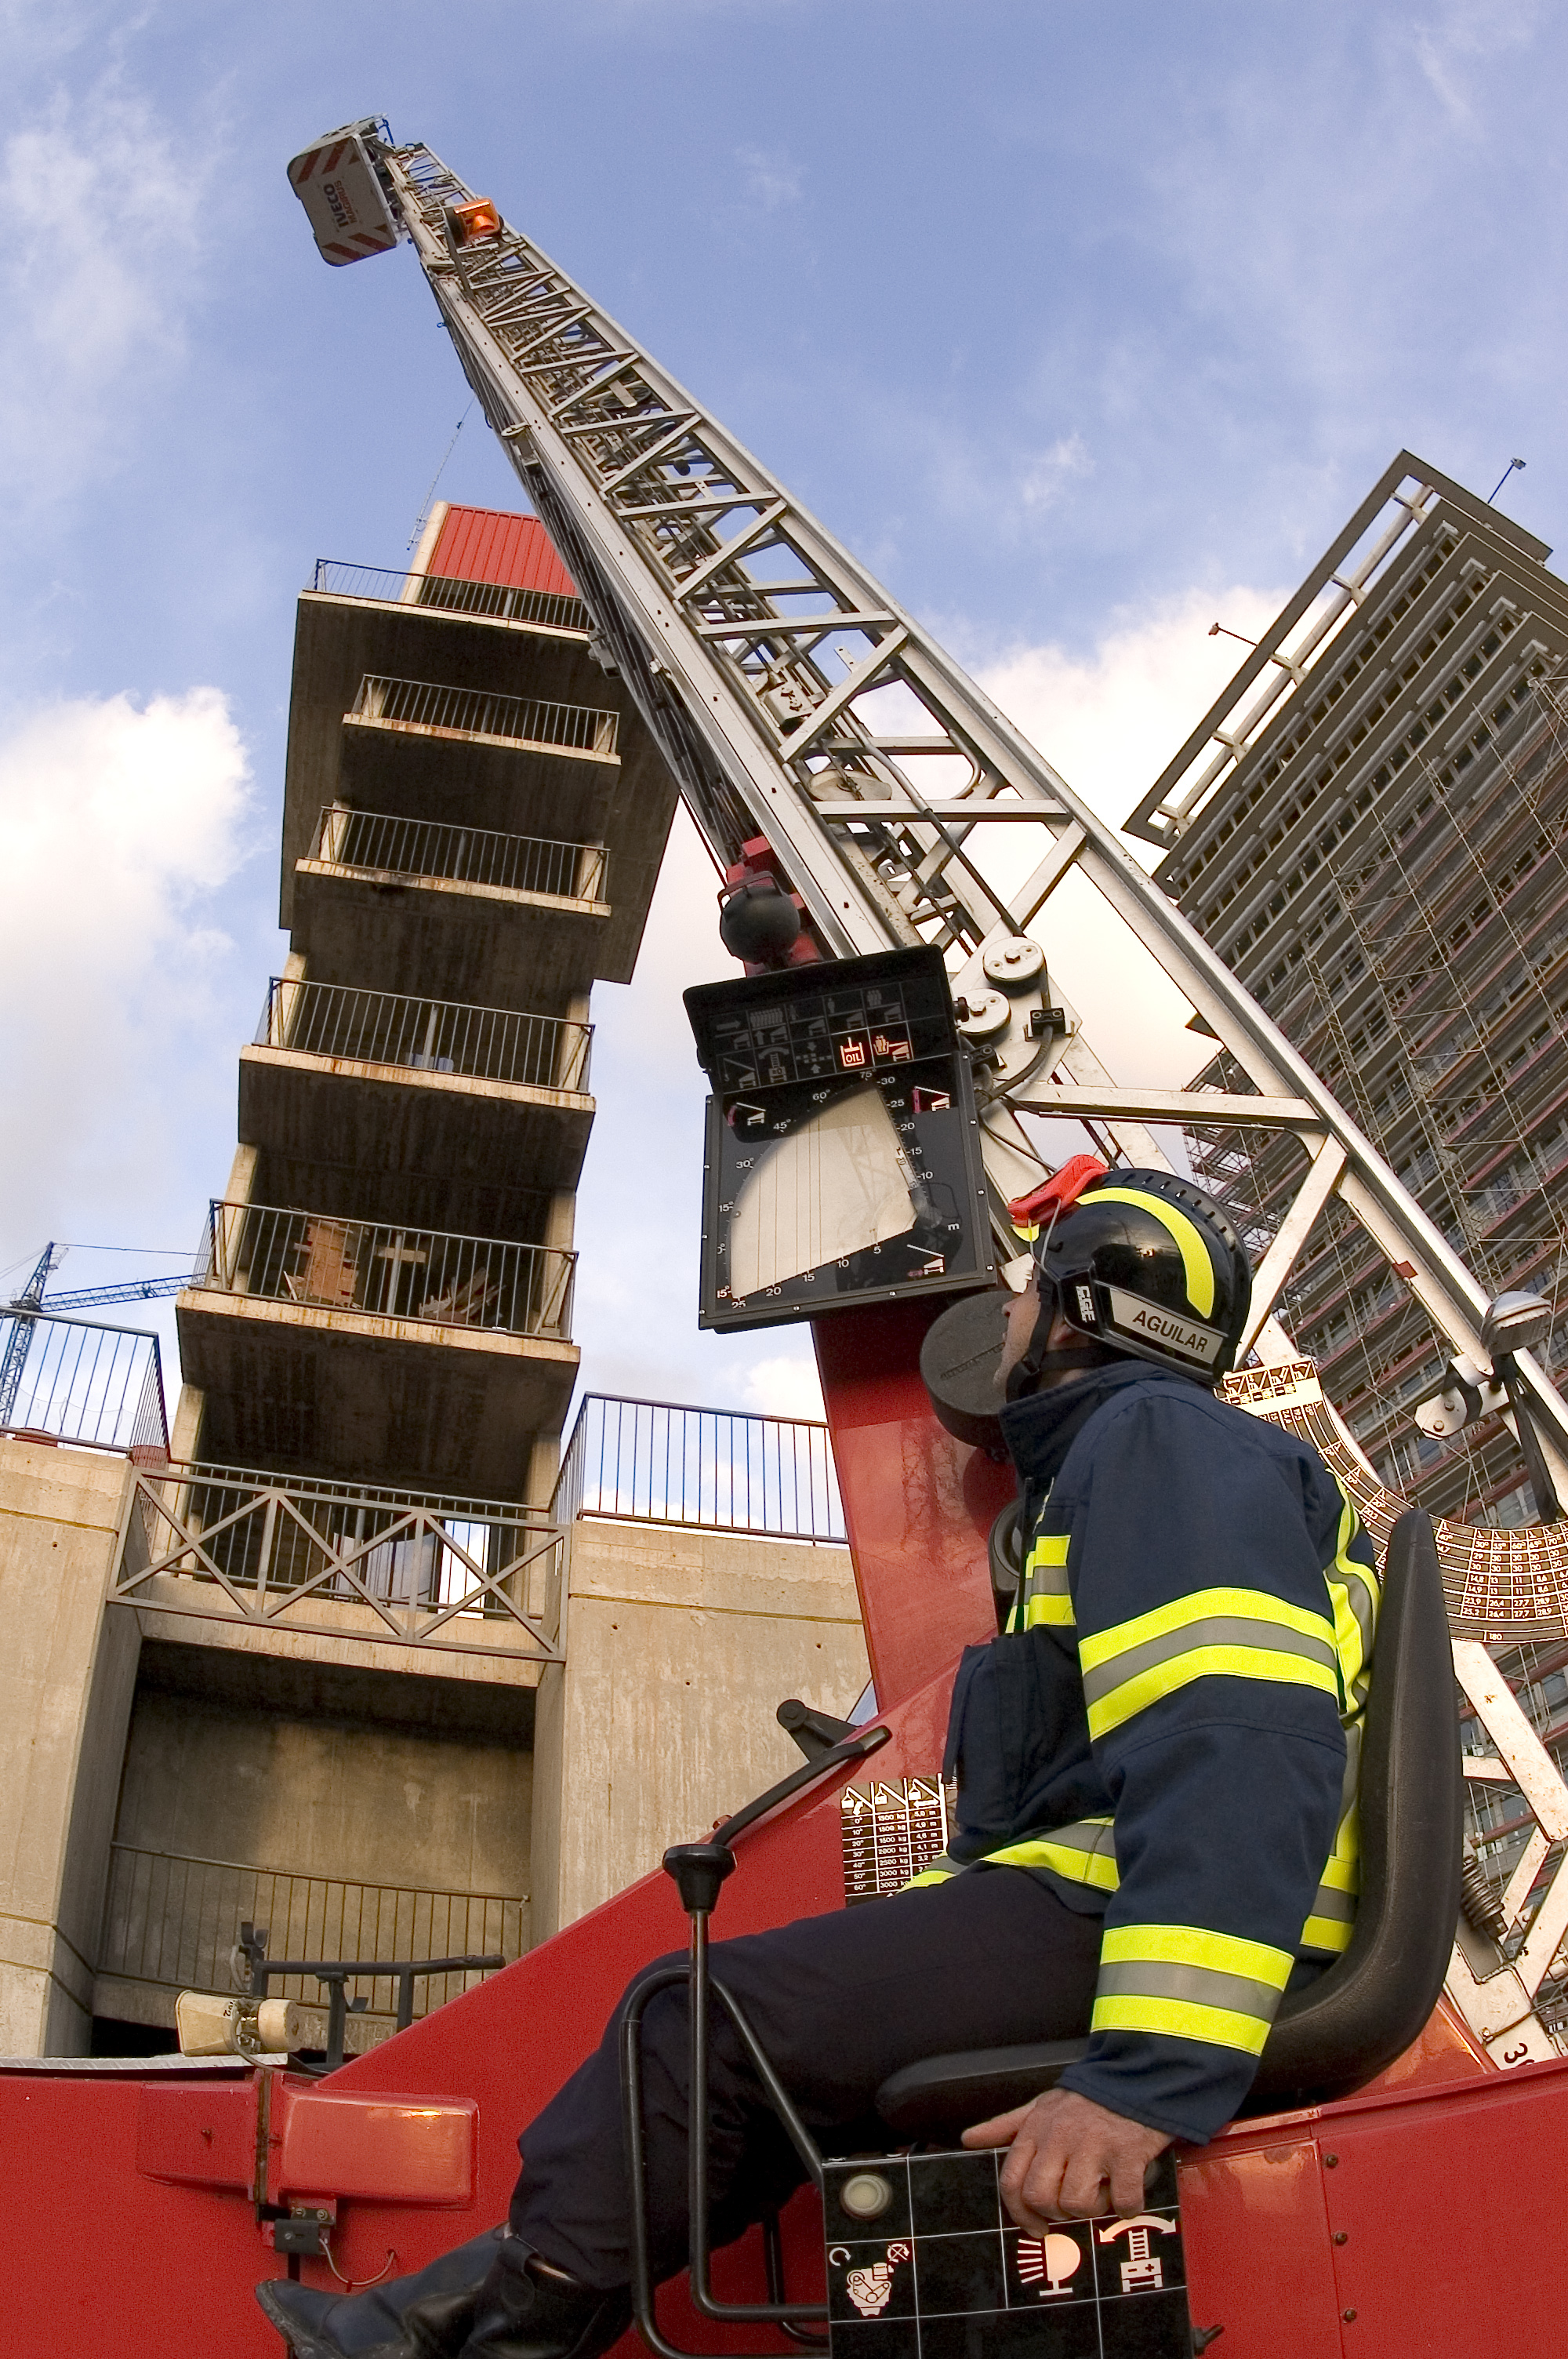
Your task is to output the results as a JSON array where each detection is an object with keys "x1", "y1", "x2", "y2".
[{"x1": 1079, "y1": 1186, "x2": 1217, "y2": 1319}]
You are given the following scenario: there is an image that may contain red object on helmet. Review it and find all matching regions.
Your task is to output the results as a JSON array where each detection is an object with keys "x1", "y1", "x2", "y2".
[{"x1": 1007, "y1": 1155, "x2": 1109, "y2": 1229}]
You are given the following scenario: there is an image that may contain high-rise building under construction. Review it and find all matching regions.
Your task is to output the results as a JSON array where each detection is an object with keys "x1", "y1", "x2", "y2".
[
  {"x1": 1127, "y1": 453, "x2": 1568, "y2": 1904},
  {"x1": 1130, "y1": 453, "x2": 1568, "y2": 1527}
]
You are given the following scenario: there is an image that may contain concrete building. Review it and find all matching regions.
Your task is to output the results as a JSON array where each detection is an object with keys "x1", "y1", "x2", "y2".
[
  {"x1": 0, "y1": 508, "x2": 869, "y2": 2057},
  {"x1": 1124, "y1": 451, "x2": 1568, "y2": 1907},
  {"x1": 176, "y1": 503, "x2": 675, "y2": 1503}
]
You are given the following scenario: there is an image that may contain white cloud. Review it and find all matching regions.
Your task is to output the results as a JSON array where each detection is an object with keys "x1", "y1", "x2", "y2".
[
  {"x1": 971, "y1": 581, "x2": 1287, "y2": 1093},
  {"x1": 742, "y1": 1354, "x2": 826, "y2": 1420},
  {"x1": 736, "y1": 145, "x2": 801, "y2": 210},
  {"x1": 0, "y1": 75, "x2": 209, "y2": 518},
  {"x1": 1412, "y1": 1, "x2": 1541, "y2": 125},
  {"x1": 978, "y1": 582, "x2": 1283, "y2": 837},
  {"x1": 1018, "y1": 434, "x2": 1093, "y2": 514},
  {"x1": 862, "y1": 398, "x2": 1099, "y2": 552},
  {"x1": 0, "y1": 689, "x2": 252, "y2": 1256}
]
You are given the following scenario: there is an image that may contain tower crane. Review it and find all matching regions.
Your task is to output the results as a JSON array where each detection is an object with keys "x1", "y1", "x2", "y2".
[
  {"x1": 0, "y1": 1242, "x2": 60, "y2": 1427},
  {"x1": 15, "y1": 1274, "x2": 187, "y2": 1312},
  {"x1": 1, "y1": 1259, "x2": 187, "y2": 1317}
]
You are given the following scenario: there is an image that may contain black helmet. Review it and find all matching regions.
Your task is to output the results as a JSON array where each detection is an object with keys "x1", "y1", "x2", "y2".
[{"x1": 1029, "y1": 1169, "x2": 1250, "y2": 1386}]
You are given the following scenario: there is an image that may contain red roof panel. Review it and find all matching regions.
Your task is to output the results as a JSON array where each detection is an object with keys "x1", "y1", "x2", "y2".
[{"x1": 426, "y1": 506, "x2": 577, "y2": 597}]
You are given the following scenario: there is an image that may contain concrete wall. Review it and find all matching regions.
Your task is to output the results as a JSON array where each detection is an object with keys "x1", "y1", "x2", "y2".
[
  {"x1": 0, "y1": 1430, "x2": 866, "y2": 2049},
  {"x1": 99, "y1": 1645, "x2": 535, "y2": 2039},
  {"x1": 533, "y1": 1521, "x2": 868, "y2": 1936},
  {"x1": 114, "y1": 1681, "x2": 533, "y2": 1901},
  {"x1": 0, "y1": 1440, "x2": 140, "y2": 2055}
]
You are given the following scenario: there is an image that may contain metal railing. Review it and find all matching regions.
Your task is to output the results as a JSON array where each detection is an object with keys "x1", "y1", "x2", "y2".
[
  {"x1": 100, "y1": 1845, "x2": 524, "y2": 2026},
  {"x1": 257, "y1": 977, "x2": 593, "y2": 1094},
  {"x1": 0, "y1": 1311, "x2": 168, "y2": 1459},
  {"x1": 554, "y1": 1394, "x2": 845, "y2": 1545},
  {"x1": 350, "y1": 674, "x2": 618, "y2": 758},
  {"x1": 310, "y1": 557, "x2": 588, "y2": 634},
  {"x1": 194, "y1": 1201, "x2": 575, "y2": 1339},
  {"x1": 310, "y1": 804, "x2": 608, "y2": 904},
  {"x1": 113, "y1": 1461, "x2": 565, "y2": 1659}
]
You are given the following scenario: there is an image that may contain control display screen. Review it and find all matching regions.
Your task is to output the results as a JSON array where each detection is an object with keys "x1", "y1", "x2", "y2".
[
  {"x1": 685, "y1": 949, "x2": 994, "y2": 1333},
  {"x1": 700, "y1": 973, "x2": 953, "y2": 1093}
]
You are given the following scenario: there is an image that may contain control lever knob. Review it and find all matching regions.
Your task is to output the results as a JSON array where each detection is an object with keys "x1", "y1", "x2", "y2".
[{"x1": 662, "y1": 1841, "x2": 736, "y2": 1918}]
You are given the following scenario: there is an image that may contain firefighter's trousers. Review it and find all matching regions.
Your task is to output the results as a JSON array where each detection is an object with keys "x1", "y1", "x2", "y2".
[{"x1": 508, "y1": 1867, "x2": 1102, "y2": 2288}]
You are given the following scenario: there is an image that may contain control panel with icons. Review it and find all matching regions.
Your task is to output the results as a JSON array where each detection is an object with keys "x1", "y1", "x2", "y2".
[{"x1": 684, "y1": 948, "x2": 994, "y2": 1334}]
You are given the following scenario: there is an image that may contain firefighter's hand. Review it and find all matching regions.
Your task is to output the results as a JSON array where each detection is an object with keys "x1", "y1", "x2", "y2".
[{"x1": 960, "y1": 2088, "x2": 1170, "y2": 2227}]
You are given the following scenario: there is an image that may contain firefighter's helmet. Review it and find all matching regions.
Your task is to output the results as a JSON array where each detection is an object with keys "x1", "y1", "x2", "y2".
[{"x1": 1033, "y1": 1169, "x2": 1252, "y2": 1383}]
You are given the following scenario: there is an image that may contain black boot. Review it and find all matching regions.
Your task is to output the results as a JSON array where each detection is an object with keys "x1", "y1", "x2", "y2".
[
  {"x1": 458, "y1": 2239, "x2": 631, "y2": 2359},
  {"x1": 256, "y1": 2227, "x2": 503, "y2": 2358}
]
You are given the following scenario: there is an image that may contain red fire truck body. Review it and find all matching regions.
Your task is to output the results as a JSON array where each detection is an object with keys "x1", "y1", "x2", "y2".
[{"x1": 6, "y1": 1303, "x2": 1562, "y2": 2359}]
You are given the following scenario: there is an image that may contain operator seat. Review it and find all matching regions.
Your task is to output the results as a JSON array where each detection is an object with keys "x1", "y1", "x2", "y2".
[{"x1": 876, "y1": 1506, "x2": 1462, "y2": 2142}]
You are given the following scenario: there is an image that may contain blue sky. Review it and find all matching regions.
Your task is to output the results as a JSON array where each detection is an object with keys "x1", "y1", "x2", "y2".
[{"x1": 3, "y1": 0, "x2": 1563, "y2": 1433}]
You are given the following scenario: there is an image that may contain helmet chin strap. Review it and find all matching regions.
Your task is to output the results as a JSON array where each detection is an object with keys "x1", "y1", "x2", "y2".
[
  {"x1": 1005, "y1": 1344, "x2": 1113, "y2": 1402},
  {"x1": 1004, "y1": 1282, "x2": 1120, "y2": 1401}
]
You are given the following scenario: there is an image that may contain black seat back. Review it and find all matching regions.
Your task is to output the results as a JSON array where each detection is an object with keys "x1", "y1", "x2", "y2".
[
  {"x1": 1250, "y1": 1505, "x2": 1461, "y2": 2099},
  {"x1": 877, "y1": 1507, "x2": 1461, "y2": 2140}
]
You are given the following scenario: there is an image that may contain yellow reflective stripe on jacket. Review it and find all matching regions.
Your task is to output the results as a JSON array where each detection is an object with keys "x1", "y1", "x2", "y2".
[
  {"x1": 1100, "y1": 1922, "x2": 1294, "y2": 1985},
  {"x1": 964, "y1": 1485, "x2": 1380, "y2": 1969},
  {"x1": 1326, "y1": 1486, "x2": 1379, "y2": 1717},
  {"x1": 901, "y1": 1853, "x2": 962, "y2": 1888},
  {"x1": 1306, "y1": 1486, "x2": 1379, "y2": 1954},
  {"x1": 1013, "y1": 1532, "x2": 1074, "y2": 1632},
  {"x1": 982, "y1": 1816, "x2": 1120, "y2": 1892},
  {"x1": 1091, "y1": 1994, "x2": 1276, "y2": 2055},
  {"x1": 906, "y1": 1825, "x2": 1352, "y2": 1957},
  {"x1": 1092, "y1": 1922, "x2": 1293, "y2": 2055},
  {"x1": 1077, "y1": 1586, "x2": 1339, "y2": 1740},
  {"x1": 1301, "y1": 1836, "x2": 1359, "y2": 1954}
]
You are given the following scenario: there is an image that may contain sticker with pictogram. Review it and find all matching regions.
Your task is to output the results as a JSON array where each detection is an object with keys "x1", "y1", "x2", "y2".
[{"x1": 822, "y1": 2150, "x2": 1192, "y2": 2358}]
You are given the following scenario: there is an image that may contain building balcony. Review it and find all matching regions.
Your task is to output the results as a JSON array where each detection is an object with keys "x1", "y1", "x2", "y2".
[
  {"x1": 352, "y1": 672, "x2": 620, "y2": 758},
  {"x1": 0, "y1": 1310, "x2": 168, "y2": 1462},
  {"x1": 1469, "y1": 1143, "x2": 1568, "y2": 1241},
  {"x1": 114, "y1": 1456, "x2": 564, "y2": 1659},
  {"x1": 311, "y1": 556, "x2": 587, "y2": 634},
  {"x1": 291, "y1": 805, "x2": 612, "y2": 1005},
  {"x1": 177, "y1": 1204, "x2": 577, "y2": 1494},
  {"x1": 281, "y1": 560, "x2": 680, "y2": 983},
  {"x1": 240, "y1": 978, "x2": 594, "y2": 1200},
  {"x1": 96, "y1": 1843, "x2": 525, "y2": 2051},
  {"x1": 333, "y1": 672, "x2": 622, "y2": 850}
]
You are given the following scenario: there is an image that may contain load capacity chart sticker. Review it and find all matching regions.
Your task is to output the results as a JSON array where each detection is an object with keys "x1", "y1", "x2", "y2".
[
  {"x1": 684, "y1": 949, "x2": 993, "y2": 1334},
  {"x1": 822, "y1": 2149, "x2": 1192, "y2": 2359}
]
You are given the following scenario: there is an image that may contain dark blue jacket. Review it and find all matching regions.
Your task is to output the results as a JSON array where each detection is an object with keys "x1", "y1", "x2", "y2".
[{"x1": 936, "y1": 1359, "x2": 1376, "y2": 2143}]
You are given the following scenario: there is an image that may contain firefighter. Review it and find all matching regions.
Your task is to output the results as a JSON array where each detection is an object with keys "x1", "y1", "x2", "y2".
[{"x1": 259, "y1": 1168, "x2": 1377, "y2": 2359}]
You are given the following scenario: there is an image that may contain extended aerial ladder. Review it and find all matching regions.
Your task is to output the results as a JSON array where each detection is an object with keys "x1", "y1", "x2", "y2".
[{"x1": 294, "y1": 123, "x2": 1568, "y2": 2064}]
